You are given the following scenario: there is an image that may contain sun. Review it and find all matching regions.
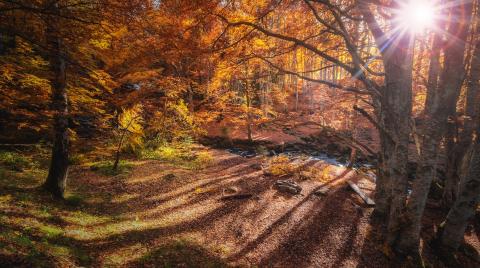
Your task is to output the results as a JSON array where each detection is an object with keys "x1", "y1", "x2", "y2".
[{"x1": 396, "y1": 0, "x2": 437, "y2": 33}]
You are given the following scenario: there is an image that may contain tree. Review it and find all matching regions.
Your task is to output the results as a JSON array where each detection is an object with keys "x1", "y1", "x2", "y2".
[
  {"x1": 439, "y1": 135, "x2": 480, "y2": 250},
  {"x1": 42, "y1": 0, "x2": 69, "y2": 198},
  {"x1": 396, "y1": 0, "x2": 473, "y2": 253},
  {"x1": 0, "y1": 0, "x2": 147, "y2": 198},
  {"x1": 112, "y1": 104, "x2": 143, "y2": 171}
]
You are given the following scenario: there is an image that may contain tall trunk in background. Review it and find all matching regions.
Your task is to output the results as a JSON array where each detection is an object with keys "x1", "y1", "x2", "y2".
[
  {"x1": 43, "y1": 2, "x2": 69, "y2": 199},
  {"x1": 397, "y1": 1, "x2": 472, "y2": 253},
  {"x1": 440, "y1": 137, "x2": 480, "y2": 250},
  {"x1": 424, "y1": 31, "x2": 442, "y2": 115},
  {"x1": 188, "y1": 83, "x2": 194, "y2": 113},
  {"x1": 443, "y1": 22, "x2": 480, "y2": 207},
  {"x1": 293, "y1": 48, "x2": 299, "y2": 112},
  {"x1": 244, "y1": 65, "x2": 253, "y2": 142},
  {"x1": 245, "y1": 86, "x2": 253, "y2": 142}
]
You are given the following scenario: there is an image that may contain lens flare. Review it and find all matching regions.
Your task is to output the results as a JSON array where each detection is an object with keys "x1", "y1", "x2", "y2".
[{"x1": 397, "y1": 0, "x2": 436, "y2": 33}]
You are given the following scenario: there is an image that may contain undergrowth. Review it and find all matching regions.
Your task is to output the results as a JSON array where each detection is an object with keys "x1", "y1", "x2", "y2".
[{"x1": 140, "y1": 142, "x2": 213, "y2": 170}]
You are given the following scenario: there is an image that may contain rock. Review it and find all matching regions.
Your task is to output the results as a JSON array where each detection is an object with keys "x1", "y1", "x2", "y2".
[
  {"x1": 223, "y1": 186, "x2": 239, "y2": 195},
  {"x1": 274, "y1": 180, "x2": 302, "y2": 195},
  {"x1": 249, "y1": 163, "x2": 262, "y2": 170},
  {"x1": 314, "y1": 186, "x2": 330, "y2": 196},
  {"x1": 162, "y1": 173, "x2": 176, "y2": 181},
  {"x1": 263, "y1": 168, "x2": 273, "y2": 176}
]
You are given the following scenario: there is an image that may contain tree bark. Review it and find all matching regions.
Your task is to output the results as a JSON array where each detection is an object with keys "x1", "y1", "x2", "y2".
[
  {"x1": 443, "y1": 27, "x2": 480, "y2": 207},
  {"x1": 43, "y1": 2, "x2": 69, "y2": 199},
  {"x1": 359, "y1": 3, "x2": 414, "y2": 228},
  {"x1": 244, "y1": 66, "x2": 253, "y2": 143},
  {"x1": 396, "y1": 1, "x2": 472, "y2": 253},
  {"x1": 440, "y1": 139, "x2": 480, "y2": 250},
  {"x1": 424, "y1": 31, "x2": 442, "y2": 115},
  {"x1": 382, "y1": 38, "x2": 414, "y2": 245}
]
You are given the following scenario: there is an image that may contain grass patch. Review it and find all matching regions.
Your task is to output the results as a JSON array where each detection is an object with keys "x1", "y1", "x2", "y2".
[
  {"x1": 90, "y1": 160, "x2": 134, "y2": 176},
  {"x1": 0, "y1": 151, "x2": 30, "y2": 171},
  {"x1": 69, "y1": 153, "x2": 87, "y2": 165},
  {"x1": 38, "y1": 225, "x2": 63, "y2": 239},
  {"x1": 64, "y1": 193, "x2": 85, "y2": 207}
]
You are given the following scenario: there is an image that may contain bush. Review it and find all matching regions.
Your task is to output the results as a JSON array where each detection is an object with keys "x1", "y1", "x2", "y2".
[
  {"x1": 140, "y1": 143, "x2": 213, "y2": 170},
  {"x1": 190, "y1": 151, "x2": 214, "y2": 170},
  {"x1": 267, "y1": 155, "x2": 299, "y2": 176},
  {"x1": 0, "y1": 151, "x2": 30, "y2": 171}
]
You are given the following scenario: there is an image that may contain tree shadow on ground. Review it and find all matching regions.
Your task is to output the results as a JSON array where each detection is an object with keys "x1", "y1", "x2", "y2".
[
  {"x1": 128, "y1": 240, "x2": 229, "y2": 268},
  {"x1": 254, "y1": 189, "x2": 365, "y2": 267}
]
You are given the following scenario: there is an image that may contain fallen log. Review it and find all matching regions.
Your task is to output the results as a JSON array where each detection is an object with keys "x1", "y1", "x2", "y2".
[
  {"x1": 313, "y1": 186, "x2": 330, "y2": 196},
  {"x1": 220, "y1": 193, "x2": 253, "y2": 200},
  {"x1": 347, "y1": 180, "x2": 375, "y2": 206}
]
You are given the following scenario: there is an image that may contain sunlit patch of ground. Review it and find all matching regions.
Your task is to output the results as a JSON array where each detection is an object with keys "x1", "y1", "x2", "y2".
[{"x1": 1, "y1": 146, "x2": 478, "y2": 267}]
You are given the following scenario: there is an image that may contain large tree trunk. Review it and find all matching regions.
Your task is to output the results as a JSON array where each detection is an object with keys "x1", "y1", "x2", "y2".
[
  {"x1": 43, "y1": 2, "x2": 69, "y2": 199},
  {"x1": 443, "y1": 28, "x2": 480, "y2": 207},
  {"x1": 382, "y1": 39, "x2": 414, "y2": 245},
  {"x1": 440, "y1": 139, "x2": 480, "y2": 250},
  {"x1": 396, "y1": 1, "x2": 472, "y2": 253},
  {"x1": 360, "y1": 3, "x2": 413, "y2": 229}
]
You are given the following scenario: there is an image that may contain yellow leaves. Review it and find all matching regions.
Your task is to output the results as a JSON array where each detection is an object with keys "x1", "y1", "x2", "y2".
[
  {"x1": 0, "y1": 64, "x2": 15, "y2": 82},
  {"x1": 19, "y1": 74, "x2": 50, "y2": 91},
  {"x1": 119, "y1": 104, "x2": 144, "y2": 136},
  {"x1": 320, "y1": 166, "x2": 332, "y2": 182},
  {"x1": 90, "y1": 39, "x2": 110, "y2": 50},
  {"x1": 253, "y1": 38, "x2": 269, "y2": 49},
  {"x1": 118, "y1": 104, "x2": 145, "y2": 152},
  {"x1": 268, "y1": 155, "x2": 298, "y2": 176}
]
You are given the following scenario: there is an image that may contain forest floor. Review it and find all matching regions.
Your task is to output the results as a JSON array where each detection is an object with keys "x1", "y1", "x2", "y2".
[{"x1": 1, "y1": 142, "x2": 479, "y2": 268}]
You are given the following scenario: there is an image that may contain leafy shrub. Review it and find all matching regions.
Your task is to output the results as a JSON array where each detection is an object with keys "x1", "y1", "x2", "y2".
[
  {"x1": 158, "y1": 146, "x2": 178, "y2": 161},
  {"x1": 140, "y1": 143, "x2": 213, "y2": 170},
  {"x1": 267, "y1": 155, "x2": 299, "y2": 176},
  {"x1": 0, "y1": 151, "x2": 30, "y2": 171},
  {"x1": 190, "y1": 151, "x2": 214, "y2": 170}
]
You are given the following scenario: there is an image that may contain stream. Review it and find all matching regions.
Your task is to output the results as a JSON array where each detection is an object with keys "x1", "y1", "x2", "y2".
[{"x1": 226, "y1": 146, "x2": 374, "y2": 169}]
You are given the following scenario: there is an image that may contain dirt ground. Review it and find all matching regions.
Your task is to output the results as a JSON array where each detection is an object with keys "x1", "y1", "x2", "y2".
[
  {"x1": 64, "y1": 149, "x2": 382, "y2": 267},
  {"x1": 1, "y1": 146, "x2": 479, "y2": 267},
  {"x1": 67, "y1": 150, "x2": 480, "y2": 266}
]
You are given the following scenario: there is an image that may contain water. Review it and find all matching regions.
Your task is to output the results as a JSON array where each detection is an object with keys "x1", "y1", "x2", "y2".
[{"x1": 226, "y1": 148, "x2": 354, "y2": 167}]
